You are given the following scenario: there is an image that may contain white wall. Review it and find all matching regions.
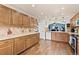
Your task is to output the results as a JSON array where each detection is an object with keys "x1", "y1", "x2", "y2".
[
  {"x1": 38, "y1": 19, "x2": 52, "y2": 40},
  {"x1": 38, "y1": 19, "x2": 46, "y2": 40}
]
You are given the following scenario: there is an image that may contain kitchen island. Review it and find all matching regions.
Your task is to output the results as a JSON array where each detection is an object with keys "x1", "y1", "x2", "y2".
[
  {"x1": 51, "y1": 31, "x2": 79, "y2": 42},
  {"x1": 51, "y1": 31, "x2": 70, "y2": 43}
]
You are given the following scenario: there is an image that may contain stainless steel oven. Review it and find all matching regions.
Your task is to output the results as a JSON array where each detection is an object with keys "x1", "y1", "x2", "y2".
[{"x1": 69, "y1": 34, "x2": 77, "y2": 55}]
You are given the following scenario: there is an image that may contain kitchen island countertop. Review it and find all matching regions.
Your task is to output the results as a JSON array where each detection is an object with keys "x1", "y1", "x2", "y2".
[{"x1": 51, "y1": 31, "x2": 79, "y2": 35}]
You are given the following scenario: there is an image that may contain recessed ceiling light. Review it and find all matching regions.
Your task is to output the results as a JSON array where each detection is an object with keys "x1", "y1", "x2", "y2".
[
  {"x1": 61, "y1": 7, "x2": 64, "y2": 10},
  {"x1": 32, "y1": 4, "x2": 35, "y2": 7}
]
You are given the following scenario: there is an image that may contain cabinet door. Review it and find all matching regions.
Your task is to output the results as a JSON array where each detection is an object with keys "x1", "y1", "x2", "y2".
[
  {"x1": 30, "y1": 17, "x2": 34, "y2": 28},
  {"x1": 0, "y1": 5, "x2": 11, "y2": 25},
  {"x1": 12, "y1": 10, "x2": 22, "y2": 26},
  {"x1": 13, "y1": 37, "x2": 25, "y2": 54},
  {"x1": 35, "y1": 33, "x2": 39, "y2": 43},
  {"x1": 70, "y1": 19, "x2": 76, "y2": 27},
  {"x1": 33, "y1": 19, "x2": 38, "y2": 27},
  {"x1": 18, "y1": 13, "x2": 23, "y2": 26},
  {"x1": 22, "y1": 15, "x2": 30, "y2": 27},
  {"x1": 25, "y1": 35, "x2": 32, "y2": 49},
  {"x1": 0, "y1": 39, "x2": 13, "y2": 55},
  {"x1": 31, "y1": 33, "x2": 39, "y2": 45},
  {"x1": 12, "y1": 10, "x2": 19, "y2": 26},
  {"x1": 30, "y1": 17, "x2": 38, "y2": 28}
]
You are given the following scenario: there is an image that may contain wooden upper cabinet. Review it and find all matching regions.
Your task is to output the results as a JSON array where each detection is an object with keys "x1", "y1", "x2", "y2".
[
  {"x1": 0, "y1": 5, "x2": 38, "y2": 27},
  {"x1": 22, "y1": 14, "x2": 30, "y2": 27},
  {"x1": 12, "y1": 10, "x2": 18, "y2": 26},
  {"x1": 30, "y1": 17, "x2": 34, "y2": 28},
  {"x1": 0, "y1": 5, "x2": 11, "y2": 25},
  {"x1": 30, "y1": 17, "x2": 38, "y2": 28},
  {"x1": 12, "y1": 10, "x2": 22, "y2": 26},
  {"x1": 33, "y1": 18, "x2": 38, "y2": 27},
  {"x1": 18, "y1": 13, "x2": 23, "y2": 26},
  {"x1": 70, "y1": 19, "x2": 76, "y2": 27},
  {"x1": 70, "y1": 12, "x2": 79, "y2": 28}
]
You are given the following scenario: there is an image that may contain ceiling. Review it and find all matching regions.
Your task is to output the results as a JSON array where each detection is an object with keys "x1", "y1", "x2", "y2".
[{"x1": 3, "y1": 4, "x2": 79, "y2": 23}]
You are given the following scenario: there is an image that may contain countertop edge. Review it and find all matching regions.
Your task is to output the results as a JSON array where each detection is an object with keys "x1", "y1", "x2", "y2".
[{"x1": 0, "y1": 32, "x2": 39, "y2": 41}]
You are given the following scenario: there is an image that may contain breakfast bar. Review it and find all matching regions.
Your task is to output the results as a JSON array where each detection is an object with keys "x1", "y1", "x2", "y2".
[{"x1": 51, "y1": 31, "x2": 70, "y2": 43}]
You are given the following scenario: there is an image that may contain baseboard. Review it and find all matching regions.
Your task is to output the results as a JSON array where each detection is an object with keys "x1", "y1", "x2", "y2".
[{"x1": 51, "y1": 40, "x2": 69, "y2": 44}]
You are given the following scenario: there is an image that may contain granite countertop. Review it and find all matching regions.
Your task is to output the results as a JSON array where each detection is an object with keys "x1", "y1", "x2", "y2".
[{"x1": 0, "y1": 32, "x2": 39, "y2": 40}]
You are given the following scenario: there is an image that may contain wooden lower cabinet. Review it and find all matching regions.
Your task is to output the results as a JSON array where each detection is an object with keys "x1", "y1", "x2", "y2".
[
  {"x1": 25, "y1": 33, "x2": 39, "y2": 49},
  {"x1": 13, "y1": 37, "x2": 25, "y2": 54},
  {"x1": 0, "y1": 33, "x2": 39, "y2": 55},
  {"x1": 13, "y1": 33, "x2": 39, "y2": 55},
  {"x1": 25, "y1": 35, "x2": 32, "y2": 49},
  {"x1": 31, "y1": 34, "x2": 39, "y2": 45},
  {"x1": 0, "y1": 39, "x2": 13, "y2": 55}
]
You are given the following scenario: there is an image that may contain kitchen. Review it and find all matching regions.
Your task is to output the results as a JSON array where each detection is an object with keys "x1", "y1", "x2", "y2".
[{"x1": 0, "y1": 4, "x2": 79, "y2": 55}]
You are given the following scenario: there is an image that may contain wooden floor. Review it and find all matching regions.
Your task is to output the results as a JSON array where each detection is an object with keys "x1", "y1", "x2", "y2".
[{"x1": 21, "y1": 40, "x2": 72, "y2": 55}]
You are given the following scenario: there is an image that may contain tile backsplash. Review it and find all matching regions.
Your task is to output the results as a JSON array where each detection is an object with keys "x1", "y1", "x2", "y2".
[
  {"x1": 0, "y1": 26, "x2": 37, "y2": 37},
  {"x1": 29, "y1": 28, "x2": 38, "y2": 32}
]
